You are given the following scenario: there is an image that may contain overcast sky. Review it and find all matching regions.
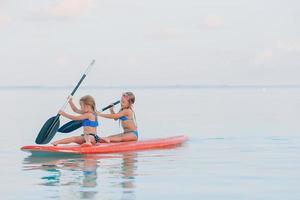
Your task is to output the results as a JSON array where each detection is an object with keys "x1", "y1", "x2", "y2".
[{"x1": 0, "y1": 0, "x2": 299, "y2": 86}]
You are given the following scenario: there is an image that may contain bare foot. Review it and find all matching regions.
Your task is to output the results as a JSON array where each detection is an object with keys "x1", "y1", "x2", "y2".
[
  {"x1": 81, "y1": 143, "x2": 93, "y2": 147},
  {"x1": 51, "y1": 142, "x2": 58, "y2": 146},
  {"x1": 101, "y1": 137, "x2": 110, "y2": 143}
]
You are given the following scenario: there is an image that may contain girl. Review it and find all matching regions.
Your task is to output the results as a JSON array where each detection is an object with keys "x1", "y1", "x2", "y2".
[
  {"x1": 51, "y1": 95, "x2": 100, "y2": 147},
  {"x1": 97, "y1": 92, "x2": 138, "y2": 143}
]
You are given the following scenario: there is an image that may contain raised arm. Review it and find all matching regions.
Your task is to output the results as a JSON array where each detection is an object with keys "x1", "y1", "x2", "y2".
[
  {"x1": 59, "y1": 110, "x2": 90, "y2": 121},
  {"x1": 109, "y1": 105, "x2": 116, "y2": 114},
  {"x1": 96, "y1": 109, "x2": 128, "y2": 120},
  {"x1": 109, "y1": 104, "x2": 118, "y2": 121},
  {"x1": 69, "y1": 97, "x2": 84, "y2": 114}
]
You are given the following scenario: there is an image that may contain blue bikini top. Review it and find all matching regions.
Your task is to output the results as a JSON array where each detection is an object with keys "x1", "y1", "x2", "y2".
[
  {"x1": 83, "y1": 113, "x2": 99, "y2": 127},
  {"x1": 119, "y1": 116, "x2": 129, "y2": 121},
  {"x1": 119, "y1": 116, "x2": 135, "y2": 121}
]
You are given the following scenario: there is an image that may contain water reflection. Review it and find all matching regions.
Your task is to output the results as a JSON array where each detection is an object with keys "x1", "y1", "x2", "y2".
[
  {"x1": 23, "y1": 152, "x2": 138, "y2": 199},
  {"x1": 120, "y1": 153, "x2": 138, "y2": 200}
]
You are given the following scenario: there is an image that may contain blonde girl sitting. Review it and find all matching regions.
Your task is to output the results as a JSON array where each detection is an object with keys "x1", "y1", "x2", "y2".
[{"x1": 52, "y1": 95, "x2": 100, "y2": 147}]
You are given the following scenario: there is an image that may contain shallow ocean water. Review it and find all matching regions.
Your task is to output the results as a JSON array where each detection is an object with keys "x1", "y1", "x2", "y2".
[{"x1": 1, "y1": 86, "x2": 300, "y2": 199}]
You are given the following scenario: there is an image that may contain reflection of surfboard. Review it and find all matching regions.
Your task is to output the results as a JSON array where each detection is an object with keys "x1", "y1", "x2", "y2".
[{"x1": 21, "y1": 135, "x2": 188, "y2": 156}]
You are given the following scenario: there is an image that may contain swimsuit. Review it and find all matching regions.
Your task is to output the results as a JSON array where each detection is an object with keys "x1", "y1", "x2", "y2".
[
  {"x1": 120, "y1": 116, "x2": 138, "y2": 138},
  {"x1": 119, "y1": 116, "x2": 131, "y2": 121},
  {"x1": 82, "y1": 113, "x2": 99, "y2": 127},
  {"x1": 124, "y1": 130, "x2": 139, "y2": 138},
  {"x1": 82, "y1": 113, "x2": 100, "y2": 143}
]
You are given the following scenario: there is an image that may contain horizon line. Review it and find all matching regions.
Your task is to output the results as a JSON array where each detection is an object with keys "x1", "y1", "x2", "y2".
[{"x1": 1, "y1": 84, "x2": 300, "y2": 90}]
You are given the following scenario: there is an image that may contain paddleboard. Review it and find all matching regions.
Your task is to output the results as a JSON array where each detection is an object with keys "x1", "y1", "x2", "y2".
[{"x1": 21, "y1": 135, "x2": 188, "y2": 156}]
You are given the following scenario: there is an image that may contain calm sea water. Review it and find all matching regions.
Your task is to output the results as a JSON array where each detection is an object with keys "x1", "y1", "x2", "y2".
[{"x1": 1, "y1": 87, "x2": 300, "y2": 199}]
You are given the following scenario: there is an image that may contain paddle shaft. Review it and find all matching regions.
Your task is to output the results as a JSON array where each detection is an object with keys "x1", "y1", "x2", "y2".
[
  {"x1": 101, "y1": 100, "x2": 121, "y2": 111},
  {"x1": 60, "y1": 60, "x2": 95, "y2": 111},
  {"x1": 35, "y1": 60, "x2": 95, "y2": 144},
  {"x1": 49, "y1": 60, "x2": 95, "y2": 134}
]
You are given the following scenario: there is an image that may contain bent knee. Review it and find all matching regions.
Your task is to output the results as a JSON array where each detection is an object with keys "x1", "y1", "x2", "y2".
[{"x1": 122, "y1": 135, "x2": 138, "y2": 142}]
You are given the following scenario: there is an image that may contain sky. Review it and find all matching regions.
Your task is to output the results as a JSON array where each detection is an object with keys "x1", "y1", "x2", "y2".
[{"x1": 0, "y1": 0, "x2": 299, "y2": 87}]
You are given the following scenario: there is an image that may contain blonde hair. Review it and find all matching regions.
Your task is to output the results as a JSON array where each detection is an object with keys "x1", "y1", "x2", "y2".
[
  {"x1": 80, "y1": 95, "x2": 96, "y2": 111},
  {"x1": 123, "y1": 92, "x2": 135, "y2": 109}
]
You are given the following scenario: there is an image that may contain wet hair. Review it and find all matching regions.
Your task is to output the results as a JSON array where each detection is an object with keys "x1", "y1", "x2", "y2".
[{"x1": 80, "y1": 95, "x2": 96, "y2": 111}]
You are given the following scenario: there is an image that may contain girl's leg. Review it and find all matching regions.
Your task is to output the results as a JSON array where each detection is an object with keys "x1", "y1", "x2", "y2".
[
  {"x1": 52, "y1": 136, "x2": 85, "y2": 146},
  {"x1": 107, "y1": 133, "x2": 138, "y2": 143},
  {"x1": 101, "y1": 133, "x2": 124, "y2": 143},
  {"x1": 83, "y1": 134, "x2": 92, "y2": 145}
]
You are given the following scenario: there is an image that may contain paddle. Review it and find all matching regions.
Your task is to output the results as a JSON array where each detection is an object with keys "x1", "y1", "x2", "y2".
[
  {"x1": 35, "y1": 60, "x2": 96, "y2": 144},
  {"x1": 58, "y1": 100, "x2": 121, "y2": 133}
]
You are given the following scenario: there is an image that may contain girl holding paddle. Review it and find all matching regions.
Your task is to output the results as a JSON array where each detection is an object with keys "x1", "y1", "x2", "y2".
[
  {"x1": 97, "y1": 92, "x2": 138, "y2": 143},
  {"x1": 51, "y1": 95, "x2": 100, "y2": 147}
]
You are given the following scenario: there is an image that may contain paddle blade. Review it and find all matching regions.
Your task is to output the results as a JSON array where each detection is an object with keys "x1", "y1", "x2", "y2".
[
  {"x1": 58, "y1": 120, "x2": 83, "y2": 133},
  {"x1": 35, "y1": 116, "x2": 60, "y2": 144}
]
